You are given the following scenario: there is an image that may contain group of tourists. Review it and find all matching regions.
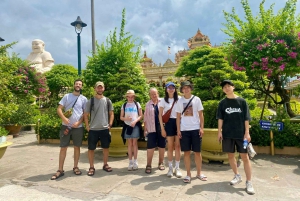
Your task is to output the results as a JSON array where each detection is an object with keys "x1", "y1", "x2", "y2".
[{"x1": 50, "y1": 78, "x2": 255, "y2": 195}]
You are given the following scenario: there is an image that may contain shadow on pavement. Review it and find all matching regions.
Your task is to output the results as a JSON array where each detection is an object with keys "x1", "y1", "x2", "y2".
[{"x1": 186, "y1": 181, "x2": 246, "y2": 196}]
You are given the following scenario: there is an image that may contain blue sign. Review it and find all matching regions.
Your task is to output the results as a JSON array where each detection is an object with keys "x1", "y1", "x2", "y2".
[{"x1": 259, "y1": 120, "x2": 284, "y2": 131}]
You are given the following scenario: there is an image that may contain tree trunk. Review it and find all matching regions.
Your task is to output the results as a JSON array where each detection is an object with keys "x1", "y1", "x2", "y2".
[{"x1": 286, "y1": 97, "x2": 296, "y2": 118}]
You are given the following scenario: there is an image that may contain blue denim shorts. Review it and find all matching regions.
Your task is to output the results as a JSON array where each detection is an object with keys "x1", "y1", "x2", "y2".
[{"x1": 124, "y1": 126, "x2": 140, "y2": 139}]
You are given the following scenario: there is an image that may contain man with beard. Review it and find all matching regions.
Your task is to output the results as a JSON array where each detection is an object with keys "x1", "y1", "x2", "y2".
[
  {"x1": 51, "y1": 79, "x2": 88, "y2": 180},
  {"x1": 84, "y1": 81, "x2": 114, "y2": 176}
]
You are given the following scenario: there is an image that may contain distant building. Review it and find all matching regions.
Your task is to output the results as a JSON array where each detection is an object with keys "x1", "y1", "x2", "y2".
[{"x1": 140, "y1": 29, "x2": 215, "y2": 86}]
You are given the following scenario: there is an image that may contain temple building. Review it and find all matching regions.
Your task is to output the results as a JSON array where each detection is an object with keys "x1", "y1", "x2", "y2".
[{"x1": 140, "y1": 29, "x2": 213, "y2": 86}]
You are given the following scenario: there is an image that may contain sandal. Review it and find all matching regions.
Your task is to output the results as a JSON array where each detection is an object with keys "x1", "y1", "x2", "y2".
[
  {"x1": 87, "y1": 167, "x2": 95, "y2": 176},
  {"x1": 73, "y1": 167, "x2": 82, "y2": 175},
  {"x1": 50, "y1": 170, "x2": 64, "y2": 180},
  {"x1": 145, "y1": 165, "x2": 152, "y2": 174},
  {"x1": 103, "y1": 164, "x2": 112, "y2": 172},
  {"x1": 196, "y1": 174, "x2": 207, "y2": 181},
  {"x1": 183, "y1": 176, "x2": 191, "y2": 183},
  {"x1": 158, "y1": 163, "x2": 165, "y2": 170}
]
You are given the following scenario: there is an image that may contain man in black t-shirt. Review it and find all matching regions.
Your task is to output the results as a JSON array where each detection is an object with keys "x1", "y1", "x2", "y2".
[{"x1": 216, "y1": 80, "x2": 255, "y2": 195}]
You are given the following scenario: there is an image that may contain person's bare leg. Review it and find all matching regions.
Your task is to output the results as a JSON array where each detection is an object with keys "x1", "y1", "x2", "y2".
[
  {"x1": 58, "y1": 147, "x2": 67, "y2": 171},
  {"x1": 158, "y1": 147, "x2": 165, "y2": 164},
  {"x1": 127, "y1": 139, "x2": 133, "y2": 160},
  {"x1": 133, "y1": 139, "x2": 138, "y2": 160},
  {"x1": 228, "y1": 153, "x2": 238, "y2": 174},
  {"x1": 147, "y1": 148, "x2": 155, "y2": 166},
  {"x1": 88, "y1": 149, "x2": 95, "y2": 168},
  {"x1": 73, "y1": 146, "x2": 80, "y2": 168},
  {"x1": 194, "y1": 152, "x2": 202, "y2": 176},
  {"x1": 167, "y1": 136, "x2": 174, "y2": 162},
  {"x1": 102, "y1": 148, "x2": 109, "y2": 165},
  {"x1": 240, "y1": 153, "x2": 252, "y2": 181},
  {"x1": 174, "y1": 136, "x2": 181, "y2": 162},
  {"x1": 184, "y1": 151, "x2": 191, "y2": 177}
]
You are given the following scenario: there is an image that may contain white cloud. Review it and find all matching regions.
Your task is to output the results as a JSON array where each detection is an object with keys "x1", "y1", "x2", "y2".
[{"x1": 1, "y1": 0, "x2": 298, "y2": 68}]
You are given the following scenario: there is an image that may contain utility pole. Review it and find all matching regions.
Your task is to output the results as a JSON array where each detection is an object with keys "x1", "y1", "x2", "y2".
[{"x1": 91, "y1": 0, "x2": 96, "y2": 54}]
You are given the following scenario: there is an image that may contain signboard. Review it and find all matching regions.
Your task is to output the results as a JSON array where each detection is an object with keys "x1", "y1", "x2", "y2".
[{"x1": 259, "y1": 120, "x2": 284, "y2": 131}]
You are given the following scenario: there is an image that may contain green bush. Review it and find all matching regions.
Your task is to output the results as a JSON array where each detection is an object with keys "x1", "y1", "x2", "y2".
[
  {"x1": 0, "y1": 126, "x2": 9, "y2": 137},
  {"x1": 36, "y1": 108, "x2": 61, "y2": 139},
  {"x1": 250, "y1": 120, "x2": 300, "y2": 148},
  {"x1": 36, "y1": 107, "x2": 89, "y2": 140},
  {"x1": 203, "y1": 100, "x2": 219, "y2": 128}
]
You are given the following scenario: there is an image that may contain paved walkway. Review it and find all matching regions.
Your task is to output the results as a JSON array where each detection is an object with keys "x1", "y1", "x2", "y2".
[{"x1": 0, "y1": 130, "x2": 299, "y2": 201}]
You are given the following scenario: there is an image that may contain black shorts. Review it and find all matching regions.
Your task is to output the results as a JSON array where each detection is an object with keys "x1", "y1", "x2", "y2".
[
  {"x1": 60, "y1": 125, "x2": 84, "y2": 147},
  {"x1": 180, "y1": 129, "x2": 202, "y2": 152},
  {"x1": 147, "y1": 131, "x2": 166, "y2": 149},
  {"x1": 88, "y1": 129, "x2": 111, "y2": 150},
  {"x1": 165, "y1": 118, "x2": 177, "y2": 137},
  {"x1": 222, "y1": 138, "x2": 247, "y2": 153}
]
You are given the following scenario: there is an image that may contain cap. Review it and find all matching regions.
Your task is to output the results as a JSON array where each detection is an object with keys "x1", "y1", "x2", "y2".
[
  {"x1": 180, "y1": 81, "x2": 193, "y2": 92},
  {"x1": 165, "y1": 82, "x2": 175, "y2": 88},
  {"x1": 95, "y1": 81, "x2": 105, "y2": 88},
  {"x1": 124, "y1": 89, "x2": 135, "y2": 97},
  {"x1": 220, "y1": 80, "x2": 234, "y2": 88}
]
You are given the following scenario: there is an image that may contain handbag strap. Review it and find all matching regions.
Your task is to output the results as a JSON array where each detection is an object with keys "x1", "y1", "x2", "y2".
[
  {"x1": 169, "y1": 99, "x2": 176, "y2": 111},
  {"x1": 71, "y1": 95, "x2": 80, "y2": 108},
  {"x1": 182, "y1": 95, "x2": 194, "y2": 115}
]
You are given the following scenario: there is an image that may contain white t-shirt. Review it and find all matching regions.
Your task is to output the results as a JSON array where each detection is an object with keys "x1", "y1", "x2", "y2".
[
  {"x1": 158, "y1": 96, "x2": 181, "y2": 119},
  {"x1": 121, "y1": 102, "x2": 141, "y2": 126},
  {"x1": 175, "y1": 95, "x2": 204, "y2": 131}
]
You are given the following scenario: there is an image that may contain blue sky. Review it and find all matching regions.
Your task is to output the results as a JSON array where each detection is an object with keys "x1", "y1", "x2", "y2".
[{"x1": 1, "y1": 0, "x2": 299, "y2": 70}]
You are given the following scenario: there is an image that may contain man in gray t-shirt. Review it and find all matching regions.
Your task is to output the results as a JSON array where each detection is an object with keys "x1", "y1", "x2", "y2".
[
  {"x1": 51, "y1": 79, "x2": 87, "y2": 180},
  {"x1": 84, "y1": 81, "x2": 114, "y2": 175}
]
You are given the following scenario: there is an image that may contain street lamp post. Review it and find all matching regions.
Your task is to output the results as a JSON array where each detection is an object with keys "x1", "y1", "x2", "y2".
[
  {"x1": 0, "y1": 37, "x2": 4, "y2": 42},
  {"x1": 71, "y1": 16, "x2": 87, "y2": 76}
]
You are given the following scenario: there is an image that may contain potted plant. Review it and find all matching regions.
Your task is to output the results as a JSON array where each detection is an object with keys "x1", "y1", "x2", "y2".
[
  {"x1": 3, "y1": 102, "x2": 40, "y2": 136},
  {"x1": 0, "y1": 126, "x2": 12, "y2": 160},
  {"x1": 0, "y1": 126, "x2": 8, "y2": 144}
]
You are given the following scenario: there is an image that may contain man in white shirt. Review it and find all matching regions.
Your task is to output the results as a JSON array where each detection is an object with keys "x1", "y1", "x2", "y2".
[{"x1": 176, "y1": 81, "x2": 207, "y2": 183}]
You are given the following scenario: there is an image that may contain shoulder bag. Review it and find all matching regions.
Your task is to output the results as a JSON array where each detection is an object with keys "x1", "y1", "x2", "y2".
[{"x1": 162, "y1": 100, "x2": 176, "y2": 123}]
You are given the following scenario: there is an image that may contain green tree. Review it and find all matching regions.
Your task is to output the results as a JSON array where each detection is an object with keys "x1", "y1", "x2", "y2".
[
  {"x1": 45, "y1": 64, "x2": 79, "y2": 99},
  {"x1": 176, "y1": 46, "x2": 255, "y2": 127},
  {"x1": 222, "y1": 0, "x2": 300, "y2": 117},
  {"x1": 83, "y1": 8, "x2": 149, "y2": 125},
  {"x1": 0, "y1": 42, "x2": 45, "y2": 125}
]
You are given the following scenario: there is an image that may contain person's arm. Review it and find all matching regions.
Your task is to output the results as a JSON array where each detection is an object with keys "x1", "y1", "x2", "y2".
[
  {"x1": 243, "y1": 101, "x2": 251, "y2": 142},
  {"x1": 218, "y1": 119, "x2": 223, "y2": 142},
  {"x1": 57, "y1": 105, "x2": 69, "y2": 125},
  {"x1": 198, "y1": 110, "x2": 204, "y2": 137},
  {"x1": 109, "y1": 110, "x2": 114, "y2": 129},
  {"x1": 83, "y1": 100, "x2": 90, "y2": 131},
  {"x1": 244, "y1": 120, "x2": 251, "y2": 142},
  {"x1": 143, "y1": 104, "x2": 148, "y2": 137},
  {"x1": 158, "y1": 106, "x2": 166, "y2": 138},
  {"x1": 72, "y1": 116, "x2": 84, "y2": 128},
  {"x1": 176, "y1": 112, "x2": 182, "y2": 138}
]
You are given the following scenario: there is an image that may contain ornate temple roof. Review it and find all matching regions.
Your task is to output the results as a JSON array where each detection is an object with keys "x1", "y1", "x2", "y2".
[{"x1": 163, "y1": 58, "x2": 175, "y2": 66}]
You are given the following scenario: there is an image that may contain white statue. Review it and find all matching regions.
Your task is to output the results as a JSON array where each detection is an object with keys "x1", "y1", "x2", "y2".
[{"x1": 26, "y1": 39, "x2": 54, "y2": 73}]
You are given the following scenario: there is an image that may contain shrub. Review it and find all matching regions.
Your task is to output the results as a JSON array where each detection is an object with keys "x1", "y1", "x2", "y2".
[
  {"x1": 0, "y1": 126, "x2": 9, "y2": 137},
  {"x1": 202, "y1": 100, "x2": 219, "y2": 128},
  {"x1": 36, "y1": 108, "x2": 61, "y2": 139}
]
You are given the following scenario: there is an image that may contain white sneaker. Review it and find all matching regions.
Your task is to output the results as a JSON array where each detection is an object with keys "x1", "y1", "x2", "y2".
[
  {"x1": 133, "y1": 161, "x2": 138, "y2": 170},
  {"x1": 230, "y1": 174, "x2": 242, "y2": 185},
  {"x1": 128, "y1": 161, "x2": 133, "y2": 171},
  {"x1": 167, "y1": 167, "x2": 173, "y2": 177},
  {"x1": 174, "y1": 168, "x2": 182, "y2": 178},
  {"x1": 246, "y1": 181, "x2": 255, "y2": 195}
]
